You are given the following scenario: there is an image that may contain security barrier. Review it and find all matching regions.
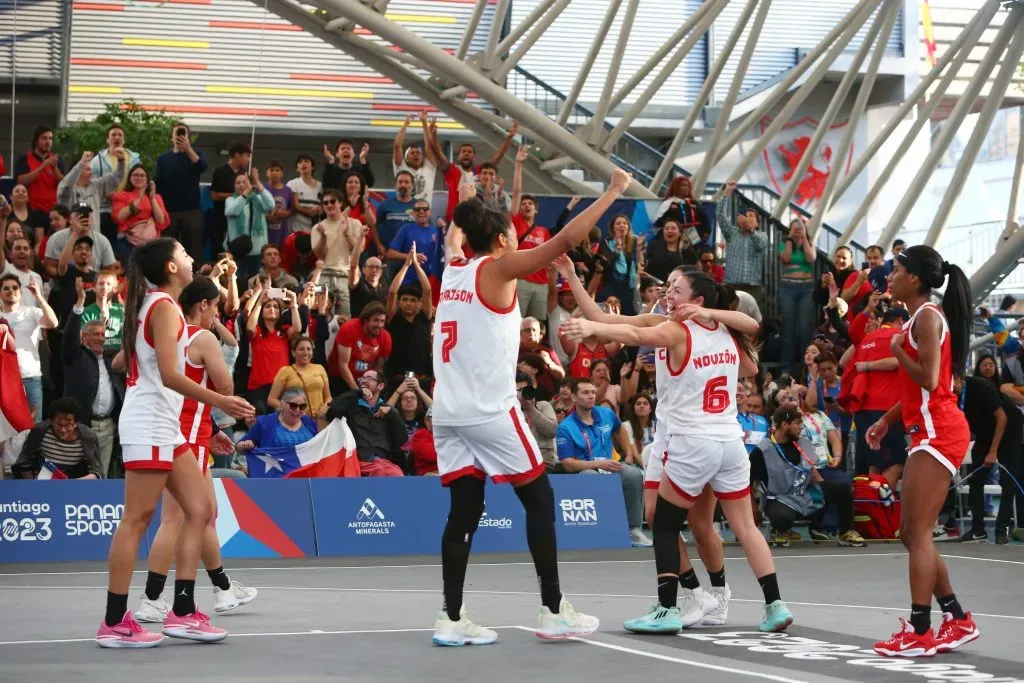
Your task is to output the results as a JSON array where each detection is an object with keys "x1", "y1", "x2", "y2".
[{"x1": 0, "y1": 475, "x2": 630, "y2": 563}]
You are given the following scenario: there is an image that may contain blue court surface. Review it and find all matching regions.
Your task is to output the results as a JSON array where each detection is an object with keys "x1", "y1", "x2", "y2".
[{"x1": 0, "y1": 545, "x2": 1021, "y2": 683}]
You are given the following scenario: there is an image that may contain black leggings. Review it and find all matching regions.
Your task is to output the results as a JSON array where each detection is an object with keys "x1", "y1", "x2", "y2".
[
  {"x1": 965, "y1": 452, "x2": 1024, "y2": 532},
  {"x1": 766, "y1": 479, "x2": 855, "y2": 534}
]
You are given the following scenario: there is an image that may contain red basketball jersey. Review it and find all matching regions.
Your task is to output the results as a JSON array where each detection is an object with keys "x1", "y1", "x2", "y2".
[
  {"x1": 179, "y1": 324, "x2": 214, "y2": 448},
  {"x1": 568, "y1": 340, "x2": 608, "y2": 379},
  {"x1": 898, "y1": 303, "x2": 969, "y2": 448}
]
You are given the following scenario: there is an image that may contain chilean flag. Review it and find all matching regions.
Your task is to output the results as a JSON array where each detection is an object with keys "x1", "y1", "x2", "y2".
[
  {"x1": 247, "y1": 418, "x2": 361, "y2": 479},
  {"x1": 0, "y1": 320, "x2": 34, "y2": 443},
  {"x1": 37, "y1": 460, "x2": 69, "y2": 480}
]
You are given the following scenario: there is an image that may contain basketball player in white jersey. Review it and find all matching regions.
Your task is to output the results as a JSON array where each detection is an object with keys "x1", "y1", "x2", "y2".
[
  {"x1": 97, "y1": 239, "x2": 254, "y2": 649},
  {"x1": 557, "y1": 260, "x2": 729, "y2": 629},
  {"x1": 136, "y1": 276, "x2": 257, "y2": 625},
  {"x1": 562, "y1": 267, "x2": 794, "y2": 634},
  {"x1": 430, "y1": 168, "x2": 631, "y2": 646}
]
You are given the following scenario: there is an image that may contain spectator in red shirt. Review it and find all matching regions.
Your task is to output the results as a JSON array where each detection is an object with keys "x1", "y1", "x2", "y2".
[
  {"x1": 518, "y1": 316, "x2": 564, "y2": 398},
  {"x1": 332, "y1": 301, "x2": 391, "y2": 391},
  {"x1": 430, "y1": 121, "x2": 517, "y2": 222},
  {"x1": 510, "y1": 146, "x2": 552, "y2": 321},
  {"x1": 699, "y1": 248, "x2": 725, "y2": 284},
  {"x1": 246, "y1": 283, "x2": 303, "y2": 413},
  {"x1": 840, "y1": 244, "x2": 885, "y2": 316},
  {"x1": 410, "y1": 407, "x2": 437, "y2": 476},
  {"x1": 14, "y1": 126, "x2": 66, "y2": 213}
]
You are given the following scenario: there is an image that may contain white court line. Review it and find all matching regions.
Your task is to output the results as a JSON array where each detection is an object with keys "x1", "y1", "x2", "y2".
[
  {"x1": 0, "y1": 552, "x2": 910, "y2": 577},
  {"x1": 942, "y1": 554, "x2": 1024, "y2": 566},
  {"x1": 0, "y1": 625, "x2": 521, "y2": 647},
  {"x1": 510, "y1": 626, "x2": 809, "y2": 683},
  {"x1": 4, "y1": 585, "x2": 1020, "y2": 622}
]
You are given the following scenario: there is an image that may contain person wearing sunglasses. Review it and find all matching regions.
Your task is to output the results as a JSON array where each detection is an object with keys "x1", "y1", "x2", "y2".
[
  {"x1": 698, "y1": 248, "x2": 725, "y2": 284},
  {"x1": 312, "y1": 188, "x2": 365, "y2": 318},
  {"x1": 235, "y1": 387, "x2": 318, "y2": 456}
]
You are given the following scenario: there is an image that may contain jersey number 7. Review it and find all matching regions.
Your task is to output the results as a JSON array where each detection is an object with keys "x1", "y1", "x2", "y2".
[
  {"x1": 440, "y1": 321, "x2": 458, "y2": 363},
  {"x1": 702, "y1": 376, "x2": 730, "y2": 414}
]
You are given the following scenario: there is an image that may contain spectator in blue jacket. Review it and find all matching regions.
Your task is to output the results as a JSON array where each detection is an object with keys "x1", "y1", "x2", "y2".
[
  {"x1": 556, "y1": 377, "x2": 650, "y2": 547},
  {"x1": 737, "y1": 383, "x2": 769, "y2": 454}
]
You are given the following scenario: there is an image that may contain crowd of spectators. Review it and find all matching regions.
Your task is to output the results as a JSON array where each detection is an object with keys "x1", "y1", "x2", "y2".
[{"x1": 1, "y1": 118, "x2": 1022, "y2": 546}]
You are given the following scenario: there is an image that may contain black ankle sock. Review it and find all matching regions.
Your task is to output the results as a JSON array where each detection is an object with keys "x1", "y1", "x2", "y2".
[
  {"x1": 144, "y1": 571, "x2": 167, "y2": 601},
  {"x1": 105, "y1": 591, "x2": 129, "y2": 627},
  {"x1": 658, "y1": 575, "x2": 678, "y2": 609},
  {"x1": 206, "y1": 566, "x2": 231, "y2": 591},
  {"x1": 172, "y1": 579, "x2": 196, "y2": 617},
  {"x1": 937, "y1": 594, "x2": 965, "y2": 620},
  {"x1": 910, "y1": 604, "x2": 931, "y2": 634},
  {"x1": 539, "y1": 577, "x2": 562, "y2": 614},
  {"x1": 678, "y1": 569, "x2": 700, "y2": 591},
  {"x1": 708, "y1": 567, "x2": 726, "y2": 588},
  {"x1": 757, "y1": 573, "x2": 781, "y2": 605}
]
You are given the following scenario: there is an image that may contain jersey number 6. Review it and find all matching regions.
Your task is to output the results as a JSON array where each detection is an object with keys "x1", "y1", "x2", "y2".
[
  {"x1": 440, "y1": 321, "x2": 458, "y2": 363},
  {"x1": 702, "y1": 376, "x2": 730, "y2": 414}
]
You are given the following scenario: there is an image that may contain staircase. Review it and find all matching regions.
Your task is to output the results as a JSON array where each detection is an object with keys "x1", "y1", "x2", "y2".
[{"x1": 507, "y1": 64, "x2": 869, "y2": 263}]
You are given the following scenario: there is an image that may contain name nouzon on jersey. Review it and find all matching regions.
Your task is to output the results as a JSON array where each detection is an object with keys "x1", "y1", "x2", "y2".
[{"x1": 692, "y1": 350, "x2": 739, "y2": 369}]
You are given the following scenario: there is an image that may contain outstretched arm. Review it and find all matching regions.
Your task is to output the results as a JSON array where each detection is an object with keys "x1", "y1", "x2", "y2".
[
  {"x1": 554, "y1": 254, "x2": 663, "y2": 328},
  {"x1": 561, "y1": 317, "x2": 686, "y2": 350}
]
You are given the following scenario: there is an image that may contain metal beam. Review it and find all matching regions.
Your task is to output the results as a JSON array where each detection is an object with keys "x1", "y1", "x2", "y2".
[
  {"x1": 589, "y1": 0, "x2": 639, "y2": 146},
  {"x1": 495, "y1": 0, "x2": 557, "y2": 56},
  {"x1": 260, "y1": 0, "x2": 565, "y2": 196},
  {"x1": 969, "y1": 225, "x2": 1024, "y2": 306},
  {"x1": 714, "y1": 0, "x2": 878, "y2": 200},
  {"x1": 924, "y1": 13, "x2": 1024, "y2": 247},
  {"x1": 555, "y1": 0, "x2": 621, "y2": 128},
  {"x1": 806, "y1": 0, "x2": 900, "y2": 243},
  {"x1": 318, "y1": 0, "x2": 655, "y2": 197},
  {"x1": 830, "y1": 0, "x2": 999, "y2": 207},
  {"x1": 606, "y1": 0, "x2": 724, "y2": 113},
  {"x1": 492, "y1": 0, "x2": 571, "y2": 82},
  {"x1": 482, "y1": 0, "x2": 511, "y2": 71},
  {"x1": 875, "y1": 5, "x2": 1023, "y2": 251},
  {"x1": 600, "y1": 0, "x2": 726, "y2": 154},
  {"x1": 455, "y1": 0, "x2": 488, "y2": 62},
  {"x1": 687, "y1": 0, "x2": 772, "y2": 197},
  {"x1": 771, "y1": 2, "x2": 890, "y2": 219},
  {"x1": 714, "y1": 0, "x2": 881, "y2": 166},
  {"x1": 1006, "y1": 107, "x2": 1024, "y2": 233},
  {"x1": 833, "y1": 0, "x2": 994, "y2": 247}
]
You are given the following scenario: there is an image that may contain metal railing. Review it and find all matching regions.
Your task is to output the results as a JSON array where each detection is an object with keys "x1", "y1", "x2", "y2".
[{"x1": 507, "y1": 64, "x2": 868, "y2": 262}]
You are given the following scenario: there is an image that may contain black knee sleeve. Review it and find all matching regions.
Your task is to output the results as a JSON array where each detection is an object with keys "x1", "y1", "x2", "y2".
[
  {"x1": 653, "y1": 495, "x2": 687, "y2": 575},
  {"x1": 514, "y1": 473, "x2": 556, "y2": 532},
  {"x1": 443, "y1": 476, "x2": 485, "y2": 543}
]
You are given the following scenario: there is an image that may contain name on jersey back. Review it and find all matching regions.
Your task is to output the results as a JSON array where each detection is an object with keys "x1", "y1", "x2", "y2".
[
  {"x1": 692, "y1": 350, "x2": 738, "y2": 369},
  {"x1": 439, "y1": 288, "x2": 474, "y2": 304}
]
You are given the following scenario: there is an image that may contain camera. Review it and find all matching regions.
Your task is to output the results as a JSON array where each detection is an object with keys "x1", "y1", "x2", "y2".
[
  {"x1": 519, "y1": 385, "x2": 537, "y2": 401},
  {"x1": 405, "y1": 371, "x2": 416, "y2": 380},
  {"x1": 175, "y1": 127, "x2": 187, "y2": 138},
  {"x1": 73, "y1": 202, "x2": 92, "y2": 218}
]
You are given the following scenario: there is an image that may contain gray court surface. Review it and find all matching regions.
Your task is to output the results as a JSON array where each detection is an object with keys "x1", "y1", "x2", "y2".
[{"x1": 1, "y1": 545, "x2": 1022, "y2": 683}]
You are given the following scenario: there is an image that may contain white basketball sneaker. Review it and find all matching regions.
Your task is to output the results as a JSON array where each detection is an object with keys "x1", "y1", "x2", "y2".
[
  {"x1": 432, "y1": 605, "x2": 498, "y2": 646},
  {"x1": 536, "y1": 596, "x2": 600, "y2": 640},
  {"x1": 678, "y1": 587, "x2": 717, "y2": 628},
  {"x1": 135, "y1": 595, "x2": 170, "y2": 624},
  {"x1": 702, "y1": 584, "x2": 731, "y2": 626},
  {"x1": 213, "y1": 580, "x2": 258, "y2": 613}
]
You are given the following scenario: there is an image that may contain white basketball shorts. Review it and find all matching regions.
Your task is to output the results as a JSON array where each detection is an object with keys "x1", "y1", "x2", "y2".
[
  {"x1": 663, "y1": 434, "x2": 751, "y2": 501},
  {"x1": 643, "y1": 428, "x2": 668, "y2": 490},
  {"x1": 434, "y1": 405, "x2": 546, "y2": 486}
]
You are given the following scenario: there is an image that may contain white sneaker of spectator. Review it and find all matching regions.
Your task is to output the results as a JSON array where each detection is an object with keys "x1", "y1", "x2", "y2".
[
  {"x1": 536, "y1": 596, "x2": 600, "y2": 639},
  {"x1": 679, "y1": 587, "x2": 718, "y2": 628},
  {"x1": 432, "y1": 604, "x2": 498, "y2": 646},
  {"x1": 135, "y1": 595, "x2": 170, "y2": 624},
  {"x1": 701, "y1": 584, "x2": 731, "y2": 626},
  {"x1": 213, "y1": 580, "x2": 259, "y2": 613},
  {"x1": 630, "y1": 527, "x2": 653, "y2": 547}
]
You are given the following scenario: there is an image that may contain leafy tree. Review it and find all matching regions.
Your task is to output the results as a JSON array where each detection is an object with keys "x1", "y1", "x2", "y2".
[{"x1": 56, "y1": 100, "x2": 191, "y2": 171}]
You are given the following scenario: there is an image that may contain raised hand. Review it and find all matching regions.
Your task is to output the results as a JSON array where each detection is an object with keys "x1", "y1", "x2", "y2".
[
  {"x1": 552, "y1": 254, "x2": 575, "y2": 279},
  {"x1": 458, "y1": 182, "x2": 477, "y2": 203},
  {"x1": 360, "y1": 143, "x2": 370, "y2": 164},
  {"x1": 323, "y1": 144, "x2": 335, "y2": 164},
  {"x1": 560, "y1": 318, "x2": 595, "y2": 342},
  {"x1": 515, "y1": 146, "x2": 529, "y2": 164},
  {"x1": 610, "y1": 168, "x2": 632, "y2": 194}
]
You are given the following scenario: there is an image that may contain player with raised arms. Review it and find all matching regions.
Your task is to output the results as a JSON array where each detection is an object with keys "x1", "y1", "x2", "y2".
[
  {"x1": 97, "y1": 239, "x2": 254, "y2": 648},
  {"x1": 430, "y1": 167, "x2": 630, "y2": 646},
  {"x1": 556, "y1": 259, "x2": 731, "y2": 630},
  {"x1": 867, "y1": 246, "x2": 977, "y2": 657},
  {"x1": 561, "y1": 267, "x2": 794, "y2": 633},
  {"x1": 135, "y1": 275, "x2": 258, "y2": 625}
]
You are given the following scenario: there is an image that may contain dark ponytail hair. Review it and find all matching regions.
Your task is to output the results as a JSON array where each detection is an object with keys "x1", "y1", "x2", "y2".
[
  {"x1": 683, "y1": 271, "x2": 757, "y2": 362},
  {"x1": 453, "y1": 197, "x2": 511, "y2": 254},
  {"x1": 179, "y1": 275, "x2": 221, "y2": 314},
  {"x1": 898, "y1": 245, "x2": 972, "y2": 376},
  {"x1": 121, "y1": 238, "x2": 179, "y2": 370}
]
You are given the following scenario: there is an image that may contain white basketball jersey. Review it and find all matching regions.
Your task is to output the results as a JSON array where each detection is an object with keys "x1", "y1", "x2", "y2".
[
  {"x1": 119, "y1": 291, "x2": 188, "y2": 446},
  {"x1": 655, "y1": 319, "x2": 741, "y2": 441},
  {"x1": 432, "y1": 257, "x2": 520, "y2": 426}
]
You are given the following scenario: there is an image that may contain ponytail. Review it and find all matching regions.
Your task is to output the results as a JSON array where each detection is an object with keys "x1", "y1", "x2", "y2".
[
  {"x1": 120, "y1": 238, "x2": 180, "y2": 371},
  {"x1": 683, "y1": 272, "x2": 758, "y2": 364},
  {"x1": 941, "y1": 262, "x2": 972, "y2": 377}
]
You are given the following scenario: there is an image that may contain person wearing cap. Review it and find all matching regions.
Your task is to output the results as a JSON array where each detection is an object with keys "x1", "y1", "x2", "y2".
[
  {"x1": 548, "y1": 276, "x2": 577, "y2": 366},
  {"x1": 840, "y1": 306, "x2": 909, "y2": 486},
  {"x1": 52, "y1": 232, "x2": 99, "y2": 323},
  {"x1": 749, "y1": 407, "x2": 865, "y2": 548}
]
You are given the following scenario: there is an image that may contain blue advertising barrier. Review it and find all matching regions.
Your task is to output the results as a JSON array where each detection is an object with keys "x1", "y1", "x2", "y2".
[
  {"x1": 311, "y1": 474, "x2": 631, "y2": 557},
  {"x1": 0, "y1": 475, "x2": 629, "y2": 563}
]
